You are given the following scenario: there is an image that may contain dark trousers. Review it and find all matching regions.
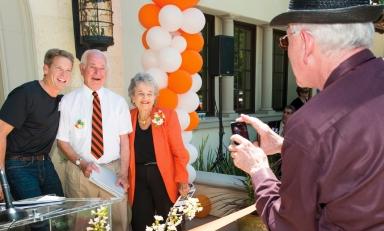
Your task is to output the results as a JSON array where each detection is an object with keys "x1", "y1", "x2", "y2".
[
  {"x1": 5, "y1": 158, "x2": 64, "y2": 231},
  {"x1": 132, "y1": 164, "x2": 173, "y2": 231}
]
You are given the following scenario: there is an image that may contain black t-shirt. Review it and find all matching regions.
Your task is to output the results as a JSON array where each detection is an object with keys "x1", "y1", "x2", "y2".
[
  {"x1": 0, "y1": 80, "x2": 62, "y2": 156},
  {"x1": 290, "y1": 97, "x2": 304, "y2": 111},
  {"x1": 134, "y1": 121, "x2": 156, "y2": 164}
]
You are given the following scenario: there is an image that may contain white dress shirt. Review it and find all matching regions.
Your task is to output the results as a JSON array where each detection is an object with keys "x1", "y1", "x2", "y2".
[{"x1": 57, "y1": 85, "x2": 132, "y2": 164}]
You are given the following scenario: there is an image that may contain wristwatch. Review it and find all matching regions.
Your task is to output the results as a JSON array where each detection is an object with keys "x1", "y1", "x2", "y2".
[{"x1": 75, "y1": 158, "x2": 82, "y2": 167}]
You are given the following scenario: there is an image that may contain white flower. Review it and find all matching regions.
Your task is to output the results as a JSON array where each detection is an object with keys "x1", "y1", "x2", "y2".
[
  {"x1": 154, "y1": 215, "x2": 164, "y2": 221},
  {"x1": 146, "y1": 195, "x2": 203, "y2": 231},
  {"x1": 86, "y1": 206, "x2": 110, "y2": 231}
]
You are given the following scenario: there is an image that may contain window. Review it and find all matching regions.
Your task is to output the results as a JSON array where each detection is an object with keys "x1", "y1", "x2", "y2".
[
  {"x1": 197, "y1": 14, "x2": 215, "y2": 115},
  {"x1": 272, "y1": 30, "x2": 289, "y2": 111},
  {"x1": 234, "y1": 22, "x2": 256, "y2": 113}
]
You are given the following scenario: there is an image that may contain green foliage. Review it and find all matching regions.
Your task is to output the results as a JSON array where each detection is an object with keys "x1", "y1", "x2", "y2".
[
  {"x1": 192, "y1": 135, "x2": 284, "y2": 216},
  {"x1": 241, "y1": 175, "x2": 255, "y2": 206},
  {"x1": 372, "y1": 0, "x2": 384, "y2": 4},
  {"x1": 193, "y1": 136, "x2": 281, "y2": 178},
  {"x1": 193, "y1": 136, "x2": 283, "y2": 215},
  {"x1": 192, "y1": 136, "x2": 215, "y2": 171},
  {"x1": 192, "y1": 136, "x2": 246, "y2": 177},
  {"x1": 268, "y1": 155, "x2": 282, "y2": 180}
]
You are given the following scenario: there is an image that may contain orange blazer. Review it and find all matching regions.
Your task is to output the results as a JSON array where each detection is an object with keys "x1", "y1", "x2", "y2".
[{"x1": 128, "y1": 107, "x2": 189, "y2": 204}]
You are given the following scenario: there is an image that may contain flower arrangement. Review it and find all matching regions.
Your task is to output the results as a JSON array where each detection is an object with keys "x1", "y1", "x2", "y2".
[
  {"x1": 152, "y1": 110, "x2": 166, "y2": 126},
  {"x1": 75, "y1": 119, "x2": 85, "y2": 129},
  {"x1": 146, "y1": 196, "x2": 203, "y2": 231},
  {"x1": 86, "y1": 206, "x2": 110, "y2": 231}
]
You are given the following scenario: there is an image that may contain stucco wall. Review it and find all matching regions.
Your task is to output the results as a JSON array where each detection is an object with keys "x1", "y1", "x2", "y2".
[
  {"x1": 372, "y1": 33, "x2": 384, "y2": 56},
  {"x1": 0, "y1": 0, "x2": 37, "y2": 99},
  {"x1": 26, "y1": 0, "x2": 126, "y2": 96}
]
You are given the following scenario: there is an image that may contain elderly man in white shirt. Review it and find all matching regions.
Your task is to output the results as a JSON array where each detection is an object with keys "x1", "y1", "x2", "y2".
[{"x1": 57, "y1": 49, "x2": 132, "y2": 231}]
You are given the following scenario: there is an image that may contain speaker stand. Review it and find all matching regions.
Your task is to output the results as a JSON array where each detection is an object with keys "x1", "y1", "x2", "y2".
[{"x1": 210, "y1": 75, "x2": 225, "y2": 171}]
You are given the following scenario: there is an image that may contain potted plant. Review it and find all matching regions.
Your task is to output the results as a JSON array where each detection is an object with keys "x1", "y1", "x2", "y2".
[
  {"x1": 193, "y1": 136, "x2": 280, "y2": 230},
  {"x1": 236, "y1": 176, "x2": 267, "y2": 231}
]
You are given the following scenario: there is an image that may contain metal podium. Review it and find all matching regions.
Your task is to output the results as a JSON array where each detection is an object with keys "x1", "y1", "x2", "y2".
[{"x1": 0, "y1": 197, "x2": 118, "y2": 231}]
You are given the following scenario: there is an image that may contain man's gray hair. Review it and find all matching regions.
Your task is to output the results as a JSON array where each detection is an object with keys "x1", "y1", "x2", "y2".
[
  {"x1": 80, "y1": 49, "x2": 109, "y2": 70},
  {"x1": 128, "y1": 72, "x2": 159, "y2": 98},
  {"x1": 290, "y1": 22, "x2": 374, "y2": 56}
]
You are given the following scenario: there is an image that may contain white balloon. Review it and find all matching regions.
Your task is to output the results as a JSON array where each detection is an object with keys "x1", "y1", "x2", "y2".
[
  {"x1": 181, "y1": 8, "x2": 206, "y2": 34},
  {"x1": 177, "y1": 91, "x2": 200, "y2": 112},
  {"x1": 157, "y1": 47, "x2": 182, "y2": 72},
  {"x1": 146, "y1": 26, "x2": 172, "y2": 50},
  {"x1": 191, "y1": 73, "x2": 202, "y2": 92},
  {"x1": 145, "y1": 68, "x2": 168, "y2": 89},
  {"x1": 141, "y1": 49, "x2": 158, "y2": 70},
  {"x1": 186, "y1": 143, "x2": 198, "y2": 164},
  {"x1": 182, "y1": 131, "x2": 193, "y2": 144},
  {"x1": 187, "y1": 164, "x2": 196, "y2": 183},
  {"x1": 176, "y1": 109, "x2": 190, "y2": 130},
  {"x1": 159, "y1": 5, "x2": 183, "y2": 32},
  {"x1": 171, "y1": 35, "x2": 187, "y2": 53}
]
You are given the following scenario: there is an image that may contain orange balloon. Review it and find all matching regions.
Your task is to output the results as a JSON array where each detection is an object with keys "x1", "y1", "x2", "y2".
[
  {"x1": 168, "y1": 70, "x2": 192, "y2": 94},
  {"x1": 181, "y1": 50, "x2": 203, "y2": 74},
  {"x1": 181, "y1": 32, "x2": 204, "y2": 52},
  {"x1": 138, "y1": 4, "x2": 160, "y2": 28},
  {"x1": 141, "y1": 30, "x2": 149, "y2": 49},
  {"x1": 185, "y1": 111, "x2": 199, "y2": 131},
  {"x1": 153, "y1": 0, "x2": 199, "y2": 10},
  {"x1": 195, "y1": 194, "x2": 211, "y2": 218},
  {"x1": 156, "y1": 88, "x2": 178, "y2": 109}
]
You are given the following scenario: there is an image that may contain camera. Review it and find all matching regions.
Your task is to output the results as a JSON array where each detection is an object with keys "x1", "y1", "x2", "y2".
[
  {"x1": 231, "y1": 121, "x2": 260, "y2": 145},
  {"x1": 230, "y1": 121, "x2": 249, "y2": 140}
]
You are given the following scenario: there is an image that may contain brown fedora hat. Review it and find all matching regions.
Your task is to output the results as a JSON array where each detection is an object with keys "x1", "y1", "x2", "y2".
[{"x1": 270, "y1": 0, "x2": 384, "y2": 26}]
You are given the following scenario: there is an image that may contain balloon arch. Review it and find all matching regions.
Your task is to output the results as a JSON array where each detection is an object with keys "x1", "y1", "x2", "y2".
[{"x1": 138, "y1": 0, "x2": 206, "y2": 183}]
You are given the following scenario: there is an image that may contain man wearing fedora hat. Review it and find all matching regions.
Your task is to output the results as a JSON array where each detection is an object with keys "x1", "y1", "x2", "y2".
[{"x1": 229, "y1": 0, "x2": 384, "y2": 230}]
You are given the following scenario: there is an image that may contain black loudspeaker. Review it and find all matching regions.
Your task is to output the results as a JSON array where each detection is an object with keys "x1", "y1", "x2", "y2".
[{"x1": 209, "y1": 35, "x2": 234, "y2": 76}]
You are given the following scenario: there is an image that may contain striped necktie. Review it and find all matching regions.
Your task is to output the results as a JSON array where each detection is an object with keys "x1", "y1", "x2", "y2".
[{"x1": 91, "y1": 91, "x2": 104, "y2": 159}]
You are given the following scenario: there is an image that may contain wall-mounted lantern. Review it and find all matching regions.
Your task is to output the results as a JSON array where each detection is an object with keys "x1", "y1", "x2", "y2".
[{"x1": 72, "y1": 0, "x2": 114, "y2": 59}]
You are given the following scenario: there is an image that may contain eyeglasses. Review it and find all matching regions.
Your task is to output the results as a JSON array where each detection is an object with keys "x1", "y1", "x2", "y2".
[
  {"x1": 279, "y1": 29, "x2": 300, "y2": 50},
  {"x1": 279, "y1": 35, "x2": 289, "y2": 50}
]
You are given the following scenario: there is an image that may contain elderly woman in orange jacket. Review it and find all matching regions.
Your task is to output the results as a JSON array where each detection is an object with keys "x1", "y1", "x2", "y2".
[{"x1": 128, "y1": 72, "x2": 190, "y2": 231}]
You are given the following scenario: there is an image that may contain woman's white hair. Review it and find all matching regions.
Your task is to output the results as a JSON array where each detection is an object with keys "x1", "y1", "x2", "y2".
[
  {"x1": 128, "y1": 72, "x2": 159, "y2": 99},
  {"x1": 290, "y1": 22, "x2": 374, "y2": 56}
]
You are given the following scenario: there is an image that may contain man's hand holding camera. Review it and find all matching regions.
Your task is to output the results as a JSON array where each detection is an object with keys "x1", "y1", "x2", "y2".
[
  {"x1": 238, "y1": 114, "x2": 284, "y2": 155},
  {"x1": 229, "y1": 135, "x2": 269, "y2": 175},
  {"x1": 229, "y1": 114, "x2": 284, "y2": 174}
]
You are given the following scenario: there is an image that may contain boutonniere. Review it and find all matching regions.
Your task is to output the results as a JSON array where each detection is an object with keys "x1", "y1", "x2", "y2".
[
  {"x1": 152, "y1": 110, "x2": 165, "y2": 127},
  {"x1": 75, "y1": 119, "x2": 85, "y2": 129}
]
